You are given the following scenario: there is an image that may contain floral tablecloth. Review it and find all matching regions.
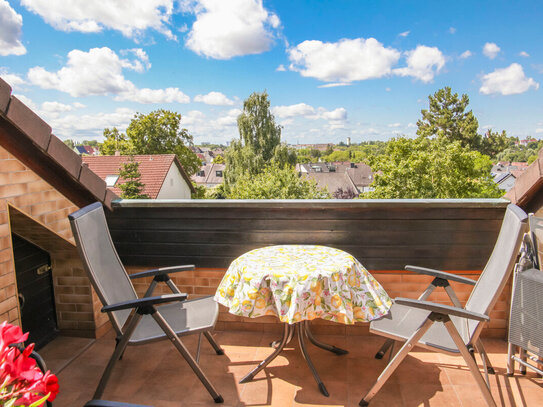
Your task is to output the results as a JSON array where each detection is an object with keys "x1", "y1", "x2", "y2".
[{"x1": 214, "y1": 245, "x2": 392, "y2": 324}]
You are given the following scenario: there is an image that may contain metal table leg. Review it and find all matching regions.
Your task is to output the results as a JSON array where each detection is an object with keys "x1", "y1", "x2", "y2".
[
  {"x1": 303, "y1": 321, "x2": 348, "y2": 355},
  {"x1": 297, "y1": 323, "x2": 329, "y2": 396},
  {"x1": 240, "y1": 323, "x2": 293, "y2": 383},
  {"x1": 241, "y1": 321, "x2": 348, "y2": 397}
]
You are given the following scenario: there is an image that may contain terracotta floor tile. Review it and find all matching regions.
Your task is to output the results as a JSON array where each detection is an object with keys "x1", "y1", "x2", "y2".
[{"x1": 42, "y1": 332, "x2": 543, "y2": 407}]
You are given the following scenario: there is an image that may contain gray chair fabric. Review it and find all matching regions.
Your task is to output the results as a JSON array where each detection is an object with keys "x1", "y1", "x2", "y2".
[
  {"x1": 69, "y1": 202, "x2": 224, "y2": 404},
  {"x1": 360, "y1": 204, "x2": 528, "y2": 407}
]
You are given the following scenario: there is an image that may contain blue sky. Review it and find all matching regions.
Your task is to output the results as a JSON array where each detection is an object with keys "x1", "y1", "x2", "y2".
[{"x1": 0, "y1": 0, "x2": 541, "y2": 145}]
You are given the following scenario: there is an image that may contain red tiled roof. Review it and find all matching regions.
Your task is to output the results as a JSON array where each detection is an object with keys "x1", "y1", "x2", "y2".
[{"x1": 82, "y1": 154, "x2": 194, "y2": 199}]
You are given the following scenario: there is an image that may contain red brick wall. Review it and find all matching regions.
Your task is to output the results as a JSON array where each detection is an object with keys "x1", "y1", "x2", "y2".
[
  {"x1": 0, "y1": 145, "x2": 99, "y2": 337},
  {"x1": 126, "y1": 266, "x2": 511, "y2": 338}
]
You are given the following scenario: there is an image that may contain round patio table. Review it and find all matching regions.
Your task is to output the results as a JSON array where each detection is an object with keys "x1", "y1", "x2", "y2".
[{"x1": 214, "y1": 245, "x2": 392, "y2": 396}]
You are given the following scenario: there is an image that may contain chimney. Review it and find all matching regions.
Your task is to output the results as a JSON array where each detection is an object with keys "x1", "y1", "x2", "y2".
[
  {"x1": 114, "y1": 150, "x2": 121, "y2": 156},
  {"x1": 347, "y1": 137, "x2": 351, "y2": 146}
]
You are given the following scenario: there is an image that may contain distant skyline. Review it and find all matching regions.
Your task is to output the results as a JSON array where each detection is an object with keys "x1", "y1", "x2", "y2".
[{"x1": 0, "y1": 0, "x2": 541, "y2": 145}]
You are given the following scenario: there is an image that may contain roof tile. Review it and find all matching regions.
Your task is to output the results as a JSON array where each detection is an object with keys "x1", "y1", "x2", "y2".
[
  {"x1": 0, "y1": 78, "x2": 11, "y2": 115},
  {"x1": 6, "y1": 96, "x2": 52, "y2": 150}
]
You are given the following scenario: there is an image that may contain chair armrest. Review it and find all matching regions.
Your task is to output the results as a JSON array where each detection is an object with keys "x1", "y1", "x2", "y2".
[
  {"x1": 129, "y1": 265, "x2": 195, "y2": 279},
  {"x1": 394, "y1": 297, "x2": 489, "y2": 322},
  {"x1": 101, "y1": 293, "x2": 187, "y2": 313},
  {"x1": 405, "y1": 265, "x2": 476, "y2": 285}
]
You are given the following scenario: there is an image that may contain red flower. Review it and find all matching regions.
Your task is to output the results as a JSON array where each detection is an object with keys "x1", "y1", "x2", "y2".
[{"x1": 0, "y1": 322, "x2": 59, "y2": 406}]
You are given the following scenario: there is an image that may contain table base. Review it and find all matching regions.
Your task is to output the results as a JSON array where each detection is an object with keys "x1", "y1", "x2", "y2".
[{"x1": 239, "y1": 320, "x2": 348, "y2": 397}]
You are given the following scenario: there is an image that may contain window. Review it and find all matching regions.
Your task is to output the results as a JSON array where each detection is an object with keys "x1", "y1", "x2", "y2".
[
  {"x1": 105, "y1": 175, "x2": 119, "y2": 187},
  {"x1": 216, "y1": 170, "x2": 223, "y2": 177},
  {"x1": 197, "y1": 170, "x2": 205, "y2": 177}
]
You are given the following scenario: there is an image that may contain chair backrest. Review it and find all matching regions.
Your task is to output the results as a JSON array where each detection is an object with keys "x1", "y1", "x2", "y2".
[
  {"x1": 464, "y1": 204, "x2": 527, "y2": 340},
  {"x1": 69, "y1": 202, "x2": 138, "y2": 334},
  {"x1": 528, "y1": 213, "x2": 543, "y2": 269}
]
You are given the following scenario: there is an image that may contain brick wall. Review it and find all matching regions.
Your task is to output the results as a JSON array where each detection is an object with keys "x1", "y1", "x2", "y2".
[
  {"x1": 126, "y1": 266, "x2": 511, "y2": 338},
  {"x1": 0, "y1": 145, "x2": 99, "y2": 337}
]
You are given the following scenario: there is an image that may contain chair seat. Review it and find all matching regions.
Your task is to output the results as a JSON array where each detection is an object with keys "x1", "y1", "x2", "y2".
[
  {"x1": 371, "y1": 302, "x2": 471, "y2": 354},
  {"x1": 129, "y1": 296, "x2": 219, "y2": 345}
]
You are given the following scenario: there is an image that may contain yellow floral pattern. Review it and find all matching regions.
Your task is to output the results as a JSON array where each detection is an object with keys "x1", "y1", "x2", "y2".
[{"x1": 214, "y1": 245, "x2": 392, "y2": 324}]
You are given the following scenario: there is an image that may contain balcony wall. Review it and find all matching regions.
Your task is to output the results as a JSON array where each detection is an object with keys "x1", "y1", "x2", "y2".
[{"x1": 107, "y1": 198, "x2": 512, "y2": 337}]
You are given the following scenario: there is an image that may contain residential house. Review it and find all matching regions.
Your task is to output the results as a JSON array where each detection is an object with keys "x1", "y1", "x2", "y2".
[
  {"x1": 82, "y1": 155, "x2": 194, "y2": 199},
  {"x1": 73, "y1": 145, "x2": 100, "y2": 156},
  {"x1": 192, "y1": 163, "x2": 225, "y2": 188},
  {"x1": 298, "y1": 162, "x2": 374, "y2": 196}
]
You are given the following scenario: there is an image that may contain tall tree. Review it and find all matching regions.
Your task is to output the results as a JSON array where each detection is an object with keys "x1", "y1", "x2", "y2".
[
  {"x1": 417, "y1": 87, "x2": 481, "y2": 150},
  {"x1": 364, "y1": 136, "x2": 503, "y2": 199},
  {"x1": 99, "y1": 110, "x2": 201, "y2": 176},
  {"x1": 479, "y1": 129, "x2": 514, "y2": 159},
  {"x1": 117, "y1": 158, "x2": 149, "y2": 199},
  {"x1": 225, "y1": 91, "x2": 296, "y2": 188}
]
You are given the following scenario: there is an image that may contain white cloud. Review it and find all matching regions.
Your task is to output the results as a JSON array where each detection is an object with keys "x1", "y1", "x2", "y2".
[
  {"x1": 214, "y1": 108, "x2": 241, "y2": 126},
  {"x1": 276, "y1": 64, "x2": 286, "y2": 72},
  {"x1": 394, "y1": 45, "x2": 445, "y2": 82},
  {"x1": 41, "y1": 101, "x2": 80, "y2": 113},
  {"x1": 459, "y1": 50, "x2": 472, "y2": 59},
  {"x1": 119, "y1": 48, "x2": 151, "y2": 72},
  {"x1": 272, "y1": 103, "x2": 347, "y2": 127},
  {"x1": 449, "y1": 27, "x2": 456, "y2": 34},
  {"x1": 184, "y1": 0, "x2": 280, "y2": 59},
  {"x1": 318, "y1": 82, "x2": 352, "y2": 88},
  {"x1": 194, "y1": 91, "x2": 234, "y2": 105},
  {"x1": 50, "y1": 107, "x2": 135, "y2": 140},
  {"x1": 288, "y1": 38, "x2": 400, "y2": 83},
  {"x1": 20, "y1": 0, "x2": 175, "y2": 40},
  {"x1": 27, "y1": 47, "x2": 190, "y2": 103},
  {"x1": 0, "y1": 70, "x2": 25, "y2": 87},
  {"x1": 319, "y1": 107, "x2": 347, "y2": 122},
  {"x1": 535, "y1": 128, "x2": 543, "y2": 134},
  {"x1": 0, "y1": 0, "x2": 26, "y2": 56},
  {"x1": 398, "y1": 31, "x2": 410, "y2": 37},
  {"x1": 480, "y1": 63, "x2": 539, "y2": 95},
  {"x1": 115, "y1": 87, "x2": 190, "y2": 103},
  {"x1": 272, "y1": 103, "x2": 315, "y2": 118},
  {"x1": 388, "y1": 123, "x2": 402, "y2": 128},
  {"x1": 181, "y1": 110, "x2": 206, "y2": 125},
  {"x1": 519, "y1": 51, "x2": 530, "y2": 57},
  {"x1": 483, "y1": 42, "x2": 500, "y2": 59}
]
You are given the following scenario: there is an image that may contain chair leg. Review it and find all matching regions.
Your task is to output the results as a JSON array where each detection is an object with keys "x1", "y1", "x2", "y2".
[
  {"x1": 476, "y1": 339, "x2": 495, "y2": 375},
  {"x1": 360, "y1": 317, "x2": 435, "y2": 406},
  {"x1": 375, "y1": 338, "x2": 394, "y2": 359},
  {"x1": 444, "y1": 319, "x2": 496, "y2": 407},
  {"x1": 507, "y1": 343, "x2": 515, "y2": 376},
  {"x1": 94, "y1": 313, "x2": 142, "y2": 399},
  {"x1": 152, "y1": 312, "x2": 223, "y2": 403},
  {"x1": 204, "y1": 331, "x2": 224, "y2": 355}
]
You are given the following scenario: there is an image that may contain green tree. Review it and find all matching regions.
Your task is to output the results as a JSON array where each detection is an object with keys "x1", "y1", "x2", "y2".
[
  {"x1": 225, "y1": 91, "x2": 296, "y2": 188},
  {"x1": 100, "y1": 110, "x2": 201, "y2": 176},
  {"x1": 213, "y1": 155, "x2": 225, "y2": 164},
  {"x1": 364, "y1": 136, "x2": 502, "y2": 199},
  {"x1": 479, "y1": 129, "x2": 512, "y2": 159},
  {"x1": 63, "y1": 139, "x2": 75, "y2": 149},
  {"x1": 227, "y1": 164, "x2": 330, "y2": 199},
  {"x1": 417, "y1": 87, "x2": 481, "y2": 150},
  {"x1": 323, "y1": 150, "x2": 350, "y2": 162},
  {"x1": 118, "y1": 158, "x2": 150, "y2": 199},
  {"x1": 100, "y1": 127, "x2": 130, "y2": 154}
]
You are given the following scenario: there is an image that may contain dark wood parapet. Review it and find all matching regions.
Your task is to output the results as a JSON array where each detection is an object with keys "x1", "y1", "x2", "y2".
[{"x1": 107, "y1": 199, "x2": 510, "y2": 271}]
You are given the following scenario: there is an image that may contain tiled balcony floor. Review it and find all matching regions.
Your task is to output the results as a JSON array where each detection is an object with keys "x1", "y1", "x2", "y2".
[{"x1": 40, "y1": 330, "x2": 542, "y2": 407}]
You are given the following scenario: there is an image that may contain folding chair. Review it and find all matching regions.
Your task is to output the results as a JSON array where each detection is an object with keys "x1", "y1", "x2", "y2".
[
  {"x1": 69, "y1": 202, "x2": 224, "y2": 404},
  {"x1": 360, "y1": 204, "x2": 528, "y2": 407}
]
